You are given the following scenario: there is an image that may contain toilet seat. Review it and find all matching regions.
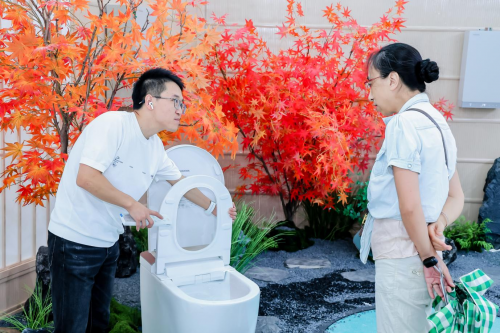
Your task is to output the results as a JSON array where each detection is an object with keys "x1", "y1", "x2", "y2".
[
  {"x1": 147, "y1": 145, "x2": 225, "y2": 252},
  {"x1": 154, "y1": 175, "x2": 233, "y2": 286}
]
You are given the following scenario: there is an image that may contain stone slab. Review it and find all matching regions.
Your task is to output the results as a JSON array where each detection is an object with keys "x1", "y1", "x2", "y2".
[
  {"x1": 341, "y1": 268, "x2": 376, "y2": 283},
  {"x1": 255, "y1": 316, "x2": 282, "y2": 333},
  {"x1": 481, "y1": 266, "x2": 500, "y2": 286},
  {"x1": 284, "y1": 258, "x2": 331, "y2": 269},
  {"x1": 245, "y1": 267, "x2": 290, "y2": 282}
]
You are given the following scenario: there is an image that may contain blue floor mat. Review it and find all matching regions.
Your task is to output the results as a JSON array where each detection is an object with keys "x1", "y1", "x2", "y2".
[{"x1": 326, "y1": 310, "x2": 500, "y2": 332}]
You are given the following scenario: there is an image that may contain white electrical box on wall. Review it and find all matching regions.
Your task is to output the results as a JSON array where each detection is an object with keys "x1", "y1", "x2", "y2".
[{"x1": 458, "y1": 31, "x2": 500, "y2": 108}]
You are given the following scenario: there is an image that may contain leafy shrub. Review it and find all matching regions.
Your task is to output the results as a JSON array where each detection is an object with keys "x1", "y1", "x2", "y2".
[
  {"x1": 444, "y1": 216, "x2": 494, "y2": 252},
  {"x1": 1, "y1": 282, "x2": 53, "y2": 331},
  {"x1": 303, "y1": 180, "x2": 368, "y2": 240},
  {"x1": 131, "y1": 226, "x2": 148, "y2": 262},
  {"x1": 230, "y1": 202, "x2": 283, "y2": 273},
  {"x1": 108, "y1": 298, "x2": 141, "y2": 333}
]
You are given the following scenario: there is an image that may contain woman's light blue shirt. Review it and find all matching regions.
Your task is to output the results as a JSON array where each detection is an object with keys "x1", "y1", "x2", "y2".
[{"x1": 367, "y1": 93, "x2": 458, "y2": 222}]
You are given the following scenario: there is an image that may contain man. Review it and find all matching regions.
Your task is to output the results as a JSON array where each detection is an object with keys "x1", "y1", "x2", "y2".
[{"x1": 47, "y1": 68, "x2": 236, "y2": 333}]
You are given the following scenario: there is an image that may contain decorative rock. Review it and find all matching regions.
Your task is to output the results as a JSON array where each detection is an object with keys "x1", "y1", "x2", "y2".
[
  {"x1": 442, "y1": 238, "x2": 457, "y2": 266},
  {"x1": 115, "y1": 227, "x2": 138, "y2": 278},
  {"x1": 255, "y1": 316, "x2": 282, "y2": 333},
  {"x1": 478, "y1": 157, "x2": 500, "y2": 249},
  {"x1": 24, "y1": 246, "x2": 52, "y2": 323},
  {"x1": 284, "y1": 258, "x2": 331, "y2": 269},
  {"x1": 341, "y1": 268, "x2": 375, "y2": 283},
  {"x1": 245, "y1": 267, "x2": 290, "y2": 282}
]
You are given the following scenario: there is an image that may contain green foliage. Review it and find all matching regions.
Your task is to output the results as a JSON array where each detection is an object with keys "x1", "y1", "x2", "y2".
[
  {"x1": 108, "y1": 298, "x2": 141, "y2": 333},
  {"x1": 230, "y1": 202, "x2": 282, "y2": 273},
  {"x1": 131, "y1": 226, "x2": 148, "y2": 262},
  {"x1": 1, "y1": 282, "x2": 53, "y2": 331},
  {"x1": 444, "y1": 216, "x2": 494, "y2": 252},
  {"x1": 303, "y1": 179, "x2": 368, "y2": 240},
  {"x1": 341, "y1": 180, "x2": 369, "y2": 224}
]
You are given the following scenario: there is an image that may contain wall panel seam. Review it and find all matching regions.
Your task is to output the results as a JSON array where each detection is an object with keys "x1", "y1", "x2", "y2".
[
  {"x1": 448, "y1": 118, "x2": 500, "y2": 124},
  {"x1": 228, "y1": 23, "x2": 499, "y2": 33}
]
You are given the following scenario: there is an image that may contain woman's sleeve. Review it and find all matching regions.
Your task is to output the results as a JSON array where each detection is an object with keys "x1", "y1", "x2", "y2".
[{"x1": 385, "y1": 115, "x2": 422, "y2": 173}]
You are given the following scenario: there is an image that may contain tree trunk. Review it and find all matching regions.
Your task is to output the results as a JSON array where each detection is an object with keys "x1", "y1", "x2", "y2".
[
  {"x1": 60, "y1": 124, "x2": 69, "y2": 155},
  {"x1": 284, "y1": 200, "x2": 300, "y2": 223}
]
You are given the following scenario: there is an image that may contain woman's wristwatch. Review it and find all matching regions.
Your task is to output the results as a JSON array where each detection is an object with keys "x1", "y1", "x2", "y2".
[{"x1": 423, "y1": 256, "x2": 438, "y2": 268}]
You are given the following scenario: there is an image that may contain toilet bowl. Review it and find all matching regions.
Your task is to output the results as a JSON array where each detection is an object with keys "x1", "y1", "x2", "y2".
[{"x1": 140, "y1": 146, "x2": 260, "y2": 333}]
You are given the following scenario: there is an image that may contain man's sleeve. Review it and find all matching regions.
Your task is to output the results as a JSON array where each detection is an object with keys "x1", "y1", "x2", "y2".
[
  {"x1": 80, "y1": 115, "x2": 123, "y2": 172},
  {"x1": 155, "y1": 151, "x2": 182, "y2": 182}
]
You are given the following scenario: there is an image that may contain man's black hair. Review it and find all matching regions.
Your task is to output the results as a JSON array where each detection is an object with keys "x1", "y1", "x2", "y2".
[{"x1": 131, "y1": 68, "x2": 185, "y2": 110}]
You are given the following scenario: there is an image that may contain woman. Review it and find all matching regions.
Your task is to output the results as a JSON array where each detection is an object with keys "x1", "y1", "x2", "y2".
[{"x1": 362, "y1": 43, "x2": 465, "y2": 332}]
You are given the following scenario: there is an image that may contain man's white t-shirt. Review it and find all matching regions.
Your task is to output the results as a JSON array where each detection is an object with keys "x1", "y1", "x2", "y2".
[{"x1": 48, "y1": 111, "x2": 182, "y2": 247}]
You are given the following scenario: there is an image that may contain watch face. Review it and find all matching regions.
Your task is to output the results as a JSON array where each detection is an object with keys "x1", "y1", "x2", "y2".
[{"x1": 423, "y1": 256, "x2": 438, "y2": 268}]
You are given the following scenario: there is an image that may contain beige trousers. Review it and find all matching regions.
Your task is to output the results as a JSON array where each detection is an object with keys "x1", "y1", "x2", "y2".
[{"x1": 375, "y1": 255, "x2": 433, "y2": 333}]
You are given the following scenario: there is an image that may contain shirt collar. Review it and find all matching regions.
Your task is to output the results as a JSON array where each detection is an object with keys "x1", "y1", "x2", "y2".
[{"x1": 382, "y1": 92, "x2": 429, "y2": 125}]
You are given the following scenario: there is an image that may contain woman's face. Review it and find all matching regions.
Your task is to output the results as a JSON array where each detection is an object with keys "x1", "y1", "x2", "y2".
[{"x1": 367, "y1": 66, "x2": 396, "y2": 117}]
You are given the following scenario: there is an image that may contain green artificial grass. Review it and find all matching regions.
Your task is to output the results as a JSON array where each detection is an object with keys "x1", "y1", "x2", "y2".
[{"x1": 108, "y1": 298, "x2": 141, "y2": 333}]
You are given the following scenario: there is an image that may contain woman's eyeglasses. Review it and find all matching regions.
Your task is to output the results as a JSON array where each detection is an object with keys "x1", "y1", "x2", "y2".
[{"x1": 365, "y1": 76, "x2": 382, "y2": 89}]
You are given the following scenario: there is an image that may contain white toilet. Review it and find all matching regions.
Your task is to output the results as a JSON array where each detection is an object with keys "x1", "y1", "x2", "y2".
[{"x1": 140, "y1": 145, "x2": 260, "y2": 333}]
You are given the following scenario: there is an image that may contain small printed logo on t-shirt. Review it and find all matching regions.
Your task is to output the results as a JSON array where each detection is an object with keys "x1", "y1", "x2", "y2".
[{"x1": 112, "y1": 156, "x2": 123, "y2": 167}]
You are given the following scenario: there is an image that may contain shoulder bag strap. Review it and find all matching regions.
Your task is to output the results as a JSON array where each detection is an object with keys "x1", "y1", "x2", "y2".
[{"x1": 406, "y1": 108, "x2": 448, "y2": 168}]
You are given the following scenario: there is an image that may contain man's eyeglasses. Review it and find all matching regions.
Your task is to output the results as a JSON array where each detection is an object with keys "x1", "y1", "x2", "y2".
[
  {"x1": 153, "y1": 96, "x2": 187, "y2": 114},
  {"x1": 365, "y1": 76, "x2": 382, "y2": 89}
]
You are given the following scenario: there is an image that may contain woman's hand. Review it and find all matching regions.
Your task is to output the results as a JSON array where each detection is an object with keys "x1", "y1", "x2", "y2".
[
  {"x1": 228, "y1": 203, "x2": 237, "y2": 221},
  {"x1": 423, "y1": 256, "x2": 455, "y2": 299},
  {"x1": 212, "y1": 203, "x2": 237, "y2": 222},
  {"x1": 428, "y1": 216, "x2": 451, "y2": 251}
]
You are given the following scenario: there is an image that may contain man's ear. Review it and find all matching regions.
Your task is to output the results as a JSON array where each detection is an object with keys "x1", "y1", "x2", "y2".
[{"x1": 144, "y1": 94, "x2": 154, "y2": 110}]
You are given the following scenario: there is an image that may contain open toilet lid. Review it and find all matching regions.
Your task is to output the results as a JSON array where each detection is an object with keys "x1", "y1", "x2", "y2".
[{"x1": 147, "y1": 144, "x2": 225, "y2": 213}]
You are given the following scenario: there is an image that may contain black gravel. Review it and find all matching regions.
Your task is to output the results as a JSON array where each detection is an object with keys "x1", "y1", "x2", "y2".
[{"x1": 258, "y1": 270, "x2": 375, "y2": 332}]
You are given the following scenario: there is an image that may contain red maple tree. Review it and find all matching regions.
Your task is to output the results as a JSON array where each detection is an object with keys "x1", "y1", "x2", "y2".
[
  {"x1": 0, "y1": 0, "x2": 238, "y2": 206},
  {"x1": 206, "y1": 0, "x2": 453, "y2": 222}
]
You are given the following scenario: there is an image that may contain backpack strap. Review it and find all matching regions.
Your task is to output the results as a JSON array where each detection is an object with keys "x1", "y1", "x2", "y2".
[{"x1": 406, "y1": 108, "x2": 448, "y2": 168}]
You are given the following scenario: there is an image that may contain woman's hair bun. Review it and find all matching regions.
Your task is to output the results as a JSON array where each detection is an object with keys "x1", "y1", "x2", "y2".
[{"x1": 416, "y1": 59, "x2": 439, "y2": 83}]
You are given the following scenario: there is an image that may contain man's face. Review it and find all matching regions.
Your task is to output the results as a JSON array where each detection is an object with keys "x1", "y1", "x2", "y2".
[{"x1": 151, "y1": 81, "x2": 184, "y2": 132}]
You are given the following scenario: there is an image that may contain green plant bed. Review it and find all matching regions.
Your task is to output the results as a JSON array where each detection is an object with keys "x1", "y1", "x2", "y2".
[
  {"x1": 444, "y1": 216, "x2": 494, "y2": 252},
  {"x1": 1, "y1": 282, "x2": 53, "y2": 332},
  {"x1": 303, "y1": 179, "x2": 368, "y2": 241},
  {"x1": 108, "y1": 298, "x2": 141, "y2": 333},
  {"x1": 230, "y1": 202, "x2": 285, "y2": 272}
]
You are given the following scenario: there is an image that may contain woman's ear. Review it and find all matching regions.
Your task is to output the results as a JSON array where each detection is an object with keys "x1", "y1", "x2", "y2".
[{"x1": 388, "y1": 71, "x2": 400, "y2": 91}]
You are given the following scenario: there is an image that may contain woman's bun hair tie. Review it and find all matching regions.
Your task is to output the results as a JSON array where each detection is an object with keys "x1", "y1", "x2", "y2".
[{"x1": 416, "y1": 58, "x2": 439, "y2": 83}]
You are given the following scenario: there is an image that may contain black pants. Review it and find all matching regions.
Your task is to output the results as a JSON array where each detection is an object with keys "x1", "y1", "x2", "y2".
[{"x1": 48, "y1": 231, "x2": 119, "y2": 333}]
